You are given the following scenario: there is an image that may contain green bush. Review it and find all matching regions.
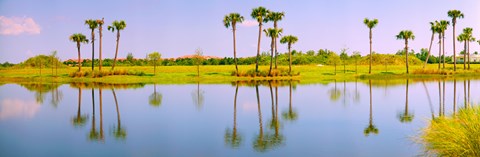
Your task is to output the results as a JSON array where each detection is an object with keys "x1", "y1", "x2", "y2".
[{"x1": 420, "y1": 105, "x2": 480, "y2": 156}]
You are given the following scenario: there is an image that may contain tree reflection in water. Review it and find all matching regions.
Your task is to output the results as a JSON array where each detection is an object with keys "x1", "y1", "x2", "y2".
[
  {"x1": 72, "y1": 87, "x2": 88, "y2": 127},
  {"x1": 149, "y1": 84, "x2": 162, "y2": 107},
  {"x1": 364, "y1": 80, "x2": 379, "y2": 136},
  {"x1": 224, "y1": 82, "x2": 242, "y2": 148},
  {"x1": 112, "y1": 88, "x2": 126, "y2": 140},
  {"x1": 398, "y1": 79, "x2": 414, "y2": 123}
]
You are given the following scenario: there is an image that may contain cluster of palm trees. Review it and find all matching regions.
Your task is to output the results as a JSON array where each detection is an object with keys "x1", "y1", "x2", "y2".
[
  {"x1": 367, "y1": 10, "x2": 478, "y2": 74},
  {"x1": 69, "y1": 18, "x2": 126, "y2": 72},
  {"x1": 223, "y1": 7, "x2": 298, "y2": 77}
]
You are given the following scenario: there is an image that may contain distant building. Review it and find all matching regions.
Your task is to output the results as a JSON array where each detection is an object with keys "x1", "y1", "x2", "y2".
[{"x1": 456, "y1": 54, "x2": 480, "y2": 63}]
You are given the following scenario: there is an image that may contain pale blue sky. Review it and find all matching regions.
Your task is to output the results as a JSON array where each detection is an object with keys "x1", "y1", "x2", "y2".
[{"x1": 0, "y1": 0, "x2": 479, "y2": 63}]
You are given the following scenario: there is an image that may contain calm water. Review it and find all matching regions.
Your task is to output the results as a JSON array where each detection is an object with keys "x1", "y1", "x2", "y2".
[{"x1": 0, "y1": 80, "x2": 478, "y2": 157}]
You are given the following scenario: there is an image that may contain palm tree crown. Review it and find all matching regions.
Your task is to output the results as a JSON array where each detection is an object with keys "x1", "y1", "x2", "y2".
[
  {"x1": 69, "y1": 33, "x2": 89, "y2": 44},
  {"x1": 85, "y1": 19, "x2": 98, "y2": 31},
  {"x1": 280, "y1": 35, "x2": 298, "y2": 45},
  {"x1": 267, "y1": 11, "x2": 285, "y2": 26},
  {"x1": 108, "y1": 20, "x2": 126, "y2": 32},
  {"x1": 448, "y1": 10, "x2": 464, "y2": 25},
  {"x1": 396, "y1": 30, "x2": 415, "y2": 40},
  {"x1": 264, "y1": 28, "x2": 283, "y2": 38},
  {"x1": 363, "y1": 18, "x2": 378, "y2": 29},
  {"x1": 223, "y1": 13, "x2": 244, "y2": 28},
  {"x1": 251, "y1": 7, "x2": 270, "y2": 24}
]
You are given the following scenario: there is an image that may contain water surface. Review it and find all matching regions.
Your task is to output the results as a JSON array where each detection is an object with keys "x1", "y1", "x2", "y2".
[{"x1": 0, "y1": 80, "x2": 477, "y2": 157}]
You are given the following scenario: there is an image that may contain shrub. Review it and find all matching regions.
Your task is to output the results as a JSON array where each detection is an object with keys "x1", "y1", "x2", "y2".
[{"x1": 420, "y1": 105, "x2": 480, "y2": 156}]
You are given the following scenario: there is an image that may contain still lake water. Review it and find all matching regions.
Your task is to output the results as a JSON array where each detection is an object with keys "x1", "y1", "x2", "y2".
[{"x1": 0, "y1": 79, "x2": 477, "y2": 157}]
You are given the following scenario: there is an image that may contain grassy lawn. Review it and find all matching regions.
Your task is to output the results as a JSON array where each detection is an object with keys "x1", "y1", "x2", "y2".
[{"x1": 1, "y1": 64, "x2": 480, "y2": 84}]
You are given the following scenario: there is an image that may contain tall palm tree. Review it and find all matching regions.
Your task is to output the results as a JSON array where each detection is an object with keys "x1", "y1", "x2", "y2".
[
  {"x1": 69, "y1": 33, "x2": 89, "y2": 71},
  {"x1": 457, "y1": 32, "x2": 467, "y2": 69},
  {"x1": 434, "y1": 21, "x2": 443, "y2": 69},
  {"x1": 448, "y1": 10, "x2": 464, "y2": 71},
  {"x1": 264, "y1": 28, "x2": 283, "y2": 76},
  {"x1": 280, "y1": 35, "x2": 298, "y2": 75},
  {"x1": 463, "y1": 27, "x2": 475, "y2": 70},
  {"x1": 363, "y1": 18, "x2": 379, "y2": 74},
  {"x1": 424, "y1": 21, "x2": 438, "y2": 69},
  {"x1": 364, "y1": 80, "x2": 378, "y2": 136},
  {"x1": 251, "y1": 7, "x2": 270, "y2": 74},
  {"x1": 267, "y1": 11, "x2": 285, "y2": 69},
  {"x1": 438, "y1": 20, "x2": 450, "y2": 68},
  {"x1": 396, "y1": 30, "x2": 415, "y2": 74},
  {"x1": 223, "y1": 13, "x2": 244, "y2": 76},
  {"x1": 85, "y1": 19, "x2": 98, "y2": 71},
  {"x1": 398, "y1": 79, "x2": 414, "y2": 123},
  {"x1": 225, "y1": 82, "x2": 242, "y2": 148},
  {"x1": 108, "y1": 20, "x2": 127, "y2": 70},
  {"x1": 96, "y1": 18, "x2": 104, "y2": 70}
]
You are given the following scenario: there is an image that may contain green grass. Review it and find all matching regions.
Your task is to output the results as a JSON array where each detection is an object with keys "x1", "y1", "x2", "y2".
[
  {"x1": 2, "y1": 64, "x2": 480, "y2": 84},
  {"x1": 419, "y1": 105, "x2": 480, "y2": 156}
]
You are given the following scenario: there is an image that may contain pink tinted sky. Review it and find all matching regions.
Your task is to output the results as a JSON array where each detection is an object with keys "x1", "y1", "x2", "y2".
[{"x1": 0, "y1": 0, "x2": 479, "y2": 63}]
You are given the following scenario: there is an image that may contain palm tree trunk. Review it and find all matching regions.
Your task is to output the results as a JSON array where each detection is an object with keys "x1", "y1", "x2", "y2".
[
  {"x1": 442, "y1": 32, "x2": 446, "y2": 69},
  {"x1": 468, "y1": 41, "x2": 470, "y2": 70},
  {"x1": 424, "y1": 31, "x2": 435, "y2": 69},
  {"x1": 91, "y1": 29, "x2": 95, "y2": 71},
  {"x1": 463, "y1": 41, "x2": 467, "y2": 69},
  {"x1": 77, "y1": 42, "x2": 81, "y2": 71},
  {"x1": 99, "y1": 19, "x2": 103, "y2": 71},
  {"x1": 453, "y1": 24, "x2": 457, "y2": 71},
  {"x1": 255, "y1": 83, "x2": 263, "y2": 137},
  {"x1": 369, "y1": 28, "x2": 372, "y2": 74},
  {"x1": 112, "y1": 31, "x2": 120, "y2": 70},
  {"x1": 438, "y1": 34, "x2": 441, "y2": 69},
  {"x1": 233, "y1": 82, "x2": 238, "y2": 139},
  {"x1": 233, "y1": 25, "x2": 238, "y2": 76},
  {"x1": 274, "y1": 21, "x2": 278, "y2": 70},
  {"x1": 269, "y1": 37, "x2": 274, "y2": 76},
  {"x1": 288, "y1": 44, "x2": 292, "y2": 75},
  {"x1": 464, "y1": 80, "x2": 467, "y2": 108},
  {"x1": 405, "y1": 39, "x2": 409, "y2": 74},
  {"x1": 255, "y1": 23, "x2": 262, "y2": 74}
]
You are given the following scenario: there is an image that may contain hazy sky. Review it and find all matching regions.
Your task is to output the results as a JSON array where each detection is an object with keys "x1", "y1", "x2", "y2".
[{"x1": 0, "y1": 0, "x2": 479, "y2": 63}]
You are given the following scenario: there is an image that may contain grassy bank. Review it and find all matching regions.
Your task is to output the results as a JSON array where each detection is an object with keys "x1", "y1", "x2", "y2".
[
  {"x1": 420, "y1": 105, "x2": 480, "y2": 156},
  {"x1": 2, "y1": 64, "x2": 480, "y2": 84}
]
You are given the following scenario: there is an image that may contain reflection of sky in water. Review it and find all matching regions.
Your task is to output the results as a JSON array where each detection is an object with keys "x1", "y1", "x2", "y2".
[
  {"x1": 0, "y1": 99, "x2": 40, "y2": 120},
  {"x1": 0, "y1": 80, "x2": 478, "y2": 157}
]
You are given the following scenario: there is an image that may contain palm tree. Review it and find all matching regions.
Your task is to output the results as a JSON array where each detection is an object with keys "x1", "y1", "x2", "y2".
[
  {"x1": 267, "y1": 11, "x2": 285, "y2": 69},
  {"x1": 251, "y1": 7, "x2": 270, "y2": 74},
  {"x1": 225, "y1": 83, "x2": 242, "y2": 148},
  {"x1": 363, "y1": 18, "x2": 379, "y2": 74},
  {"x1": 438, "y1": 20, "x2": 449, "y2": 68},
  {"x1": 69, "y1": 33, "x2": 89, "y2": 71},
  {"x1": 85, "y1": 19, "x2": 98, "y2": 71},
  {"x1": 448, "y1": 10, "x2": 464, "y2": 71},
  {"x1": 223, "y1": 13, "x2": 244, "y2": 76},
  {"x1": 112, "y1": 88, "x2": 126, "y2": 140},
  {"x1": 280, "y1": 35, "x2": 298, "y2": 75},
  {"x1": 424, "y1": 21, "x2": 438, "y2": 69},
  {"x1": 396, "y1": 30, "x2": 415, "y2": 74},
  {"x1": 264, "y1": 28, "x2": 283, "y2": 76},
  {"x1": 398, "y1": 79, "x2": 414, "y2": 123},
  {"x1": 72, "y1": 88, "x2": 88, "y2": 127},
  {"x1": 457, "y1": 32, "x2": 467, "y2": 69},
  {"x1": 364, "y1": 80, "x2": 378, "y2": 136},
  {"x1": 96, "y1": 18, "x2": 104, "y2": 71},
  {"x1": 463, "y1": 27, "x2": 475, "y2": 70},
  {"x1": 149, "y1": 84, "x2": 162, "y2": 107},
  {"x1": 108, "y1": 20, "x2": 127, "y2": 70}
]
